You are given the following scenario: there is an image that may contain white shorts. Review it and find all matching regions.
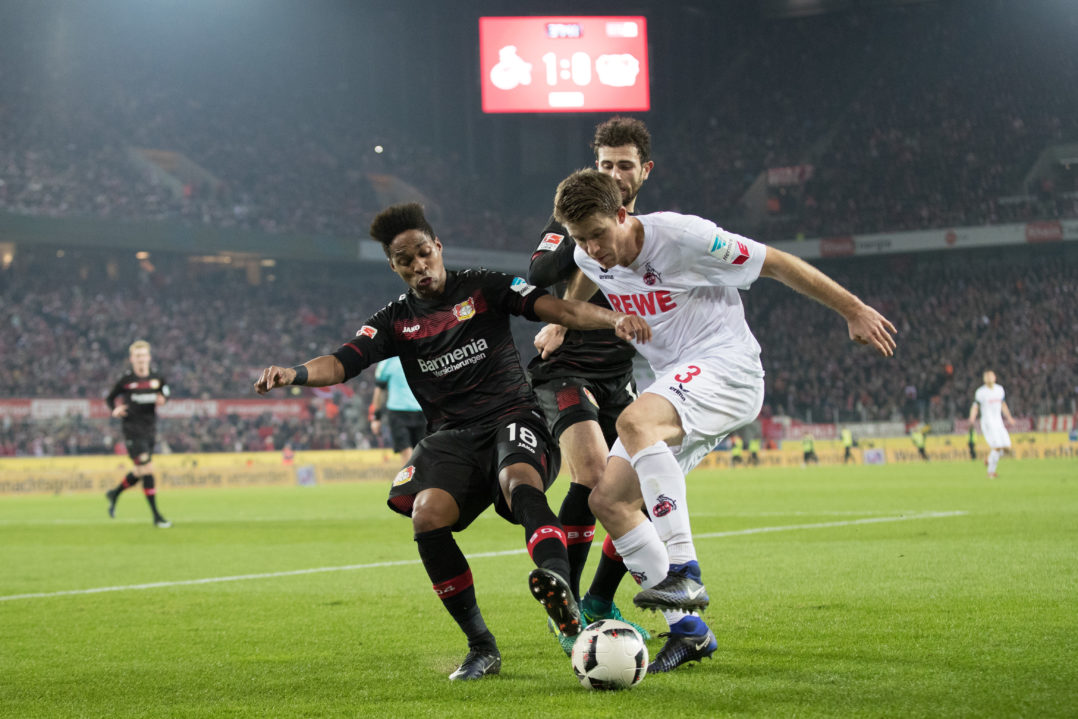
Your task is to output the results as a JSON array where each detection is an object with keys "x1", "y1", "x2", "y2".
[
  {"x1": 981, "y1": 420, "x2": 1011, "y2": 449},
  {"x1": 610, "y1": 357, "x2": 764, "y2": 475}
]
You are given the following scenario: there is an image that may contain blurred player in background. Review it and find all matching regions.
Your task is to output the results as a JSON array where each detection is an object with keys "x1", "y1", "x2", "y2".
[
  {"x1": 104, "y1": 340, "x2": 171, "y2": 528},
  {"x1": 967, "y1": 422, "x2": 977, "y2": 460},
  {"x1": 527, "y1": 116, "x2": 653, "y2": 642},
  {"x1": 553, "y1": 169, "x2": 896, "y2": 672},
  {"x1": 970, "y1": 370, "x2": 1015, "y2": 478},
  {"x1": 802, "y1": 434, "x2": 818, "y2": 465},
  {"x1": 911, "y1": 425, "x2": 929, "y2": 461},
  {"x1": 369, "y1": 356, "x2": 425, "y2": 463},
  {"x1": 254, "y1": 202, "x2": 651, "y2": 680},
  {"x1": 841, "y1": 426, "x2": 854, "y2": 464}
]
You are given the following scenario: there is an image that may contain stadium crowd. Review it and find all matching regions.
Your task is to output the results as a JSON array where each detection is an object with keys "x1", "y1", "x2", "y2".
[
  {"x1": 3, "y1": 3, "x2": 1077, "y2": 456},
  {"x1": 749, "y1": 250, "x2": 1078, "y2": 424},
  {"x1": 2, "y1": 243, "x2": 1075, "y2": 456},
  {"x1": 2, "y1": 3, "x2": 1077, "y2": 248}
]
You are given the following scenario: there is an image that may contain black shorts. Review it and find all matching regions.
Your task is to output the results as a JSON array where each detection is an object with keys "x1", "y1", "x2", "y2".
[
  {"x1": 532, "y1": 372, "x2": 637, "y2": 447},
  {"x1": 385, "y1": 410, "x2": 426, "y2": 453},
  {"x1": 124, "y1": 434, "x2": 155, "y2": 466},
  {"x1": 386, "y1": 409, "x2": 560, "y2": 531}
]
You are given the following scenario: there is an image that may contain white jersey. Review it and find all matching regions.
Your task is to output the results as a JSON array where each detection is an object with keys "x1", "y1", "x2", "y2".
[
  {"x1": 974, "y1": 384, "x2": 1006, "y2": 427},
  {"x1": 975, "y1": 383, "x2": 1011, "y2": 448},
  {"x1": 574, "y1": 211, "x2": 766, "y2": 378}
]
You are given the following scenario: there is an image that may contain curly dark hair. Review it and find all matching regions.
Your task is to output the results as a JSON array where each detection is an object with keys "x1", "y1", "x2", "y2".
[
  {"x1": 369, "y1": 202, "x2": 436, "y2": 257},
  {"x1": 592, "y1": 116, "x2": 651, "y2": 164}
]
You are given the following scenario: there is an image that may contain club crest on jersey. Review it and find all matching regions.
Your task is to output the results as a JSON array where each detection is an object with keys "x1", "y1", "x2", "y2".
[
  {"x1": 356, "y1": 325, "x2": 378, "y2": 339},
  {"x1": 150, "y1": 379, "x2": 160, "y2": 389},
  {"x1": 510, "y1": 277, "x2": 536, "y2": 297},
  {"x1": 393, "y1": 465, "x2": 415, "y2": 487},
  {"x1": 537, "y1": 232, "x2": 564, "y2": 252},
  {"x1": 583, "y1": 387, "x2": 599, "y2": 408},
  {"x1": 453, "y1": 298, "x2": 476, "y2": 321},
  {"x1": 642, "y1": 261, "x2": 662, "y2": 286}
]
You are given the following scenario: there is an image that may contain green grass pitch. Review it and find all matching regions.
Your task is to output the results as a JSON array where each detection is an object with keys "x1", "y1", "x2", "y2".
[{"x1": 2, "y1": 458, "x2": 1076, "y2": 718}]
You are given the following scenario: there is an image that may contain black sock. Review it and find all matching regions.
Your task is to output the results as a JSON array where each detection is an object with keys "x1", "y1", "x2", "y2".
[
  {"x1": 115, "y1": 472, "x2": 139, "y2": 494},
  {"x1": 511, "y1": 484, "x2": 570, "y2": 582},
  {"x1": 586, "y1": 534, "x2": 629, "y2": 604},
  {"x1": 141, "y1": 475, "x2": 164, "y2": 520},
  {"x1": 558, "y1": 483, "x2": 595, "y2": 600},
  {"x1": 415, "y1": 527, "x2": 496, "y2": 651}
]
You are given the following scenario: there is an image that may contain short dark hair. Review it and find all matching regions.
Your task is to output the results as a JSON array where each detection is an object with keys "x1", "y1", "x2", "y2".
[
  {"x1": 553, "y1": 169, "x2": 622, "y2": 227},
  {"x1": 369, "y1": 202, "x2": 436, "y2": 257},
  {"x1": 592, "y1": 116, "x2": 651, "y2": 164}
]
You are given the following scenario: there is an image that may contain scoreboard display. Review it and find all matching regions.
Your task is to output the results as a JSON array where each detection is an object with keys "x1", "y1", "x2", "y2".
[{"x1": 479, "y1": 16, "x2": 650, "y2": 114}]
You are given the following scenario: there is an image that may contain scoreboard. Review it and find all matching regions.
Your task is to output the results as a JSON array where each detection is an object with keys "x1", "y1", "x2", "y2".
[{"x1": 479, "y1": 16, "x2": 650, "y2": 114}]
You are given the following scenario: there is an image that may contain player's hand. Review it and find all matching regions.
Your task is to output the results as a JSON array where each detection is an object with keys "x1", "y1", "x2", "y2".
[
  {"x1": 847, "y1": 305, "x2": 897, "y2": 357},
  {"x1": 370, "y1": 419, "x2": 382, "y2": 435},
  {"x1": 613, "y1": 314, "x2": 651, "y2": 344},
  {"x1": 254, "y1": 365, "x2": 295, "y2": 395},
  {"x1": 111, "y1": 404, "x2": 128, "y2": 418},
  {"x1": 534, "y1": 324, "x2": 568, "y2": 359},
  {"x1": 155, "y1": 394, "x2": 167, "y2": 407}
]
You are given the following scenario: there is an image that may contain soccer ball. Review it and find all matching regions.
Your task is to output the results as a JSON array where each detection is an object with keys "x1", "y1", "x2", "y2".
[{"x1": 571, "y1": 619, "x2": 648, "y2": 690}]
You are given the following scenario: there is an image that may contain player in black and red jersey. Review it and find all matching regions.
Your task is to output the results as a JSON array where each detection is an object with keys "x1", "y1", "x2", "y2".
[
  {"x1": 104, "y1": 340, "x2": 171, "y2": 528},
  {"x1": 527, "y1": 117, "x2": 654, "y2": 640},
  {"x1": 254, "y1": 202, "x2": 650, "y2": 681}
]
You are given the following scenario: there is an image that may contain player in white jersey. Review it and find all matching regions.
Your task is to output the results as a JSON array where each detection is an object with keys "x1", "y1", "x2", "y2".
[
  {"x1": 969, "y1": 370, "x2": 1014, "y2": 478},
  {"x1": 553, "y1": 169, "x2": 897, "y2": 672}
]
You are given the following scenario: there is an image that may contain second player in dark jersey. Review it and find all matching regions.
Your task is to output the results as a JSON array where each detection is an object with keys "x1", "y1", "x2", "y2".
[
  {"x1": 254, "y1": 202, "x2": 650, "y2": 681},
  {"x1": 525, "y1": 117, "x2": 655, "y2": 638},
  {"x1": 103, "y1": 340, "x2": 171, "y2": 527}
]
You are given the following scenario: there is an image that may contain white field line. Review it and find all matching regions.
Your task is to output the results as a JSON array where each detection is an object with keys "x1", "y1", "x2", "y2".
[{"x1": 0, "y1": 510, "x2": 966, "y2": 603}]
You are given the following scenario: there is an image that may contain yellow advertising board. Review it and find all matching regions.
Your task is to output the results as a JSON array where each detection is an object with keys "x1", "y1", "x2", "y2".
[{"x1": 0, "y1": 449, "x2": 403, "y2": 496}]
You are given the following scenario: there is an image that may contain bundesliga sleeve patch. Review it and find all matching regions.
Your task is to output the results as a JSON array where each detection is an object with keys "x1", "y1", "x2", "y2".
[
  {"x1": 510, "y1": 277, "x2": 537, "y2": 296},
  {"x1": 356, "y1": 325, "x2": 378, "y2": 339},
  {"x1": 536, "y1": 232, "x2": 564, "y2": 252},
  {"x1": 708, "y1": 234, "x2": 750, "y2": 265}
]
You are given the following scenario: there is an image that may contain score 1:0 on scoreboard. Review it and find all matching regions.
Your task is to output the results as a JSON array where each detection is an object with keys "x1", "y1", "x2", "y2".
[{"x1": 479, "y1": 16, "x2": 650, "y2": 113}]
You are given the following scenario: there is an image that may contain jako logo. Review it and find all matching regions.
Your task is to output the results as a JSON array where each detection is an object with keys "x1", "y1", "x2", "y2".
[
  {"x1": 417, "y1": 338, "x2": 489, "y2": 373},
  {"x1": 652, "y1": 493, "x2": 677, "y2": 517},
  {"x1": 402, "y1": 324, "x2": 420, "y2": 334}
]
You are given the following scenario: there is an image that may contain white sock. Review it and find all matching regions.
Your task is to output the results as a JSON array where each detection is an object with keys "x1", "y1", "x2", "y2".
[
  {"x1": 662, "y1": 609, "x2": 690, "y2": 627},
  {"x1": 632, "y1": 441, "x2": 697, "y2": 565},
  {"x1": 987, "y1": 449, "x2": 1001, "y2": 474},
  {"x1": 611, "y1": 520, "x2": 669, "y2": 590}
]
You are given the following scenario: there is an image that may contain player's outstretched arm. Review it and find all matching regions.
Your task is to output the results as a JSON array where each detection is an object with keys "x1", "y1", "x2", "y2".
[
  {"x1": 532, "y1": 270, "x2": 600, "y2": 359},
  {"x1": 254, "y1": 355, "x2": 346, "y2": 395},
  {"x1": 533, "y1": 295, "x2": 651, "y2": 345},
  {"x1": 761, "y1": 247, "x2": 897, "y2": 357}
]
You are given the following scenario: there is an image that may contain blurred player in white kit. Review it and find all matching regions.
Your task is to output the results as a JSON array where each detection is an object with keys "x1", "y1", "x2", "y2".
[{"x1": 969, "y1": 370, "x2": 1015, "y2": 478}]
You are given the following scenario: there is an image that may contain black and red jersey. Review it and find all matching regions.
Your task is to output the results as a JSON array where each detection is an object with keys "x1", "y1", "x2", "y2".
[
  {"x1": 526, "y1": 215, "x2": 636, "y2": 384},
  {"x1": 332, "y1": 269, "x2": 549, "y2": 433},
  {"x1": 106, "y1": 371, "x2": 169, "y2": 436}
]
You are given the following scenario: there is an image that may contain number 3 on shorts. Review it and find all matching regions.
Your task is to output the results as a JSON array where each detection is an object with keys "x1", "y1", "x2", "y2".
[{"x1": 674, "y1": 365, "x2": 702, "y2": 384}]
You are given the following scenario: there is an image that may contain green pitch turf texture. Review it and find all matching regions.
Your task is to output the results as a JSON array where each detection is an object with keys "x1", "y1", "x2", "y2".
[{"x1": 2, "y1": 458, "x2": 1075, "y2": 718}]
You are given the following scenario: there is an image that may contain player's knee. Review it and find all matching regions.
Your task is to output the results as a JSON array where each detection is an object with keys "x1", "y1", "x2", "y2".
[
  {"x1": 569, "y1": 452, "x2": 607, "y2": 490},
  {"x1": 614, "y1": 405, "x2": 659, "y2": 453},
  {"x1": 411, "y1": 490, "x2": 458, "y2": 533},
  {"x1": 588, "y1": 481, "x2": 622, "y2": 523}
]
